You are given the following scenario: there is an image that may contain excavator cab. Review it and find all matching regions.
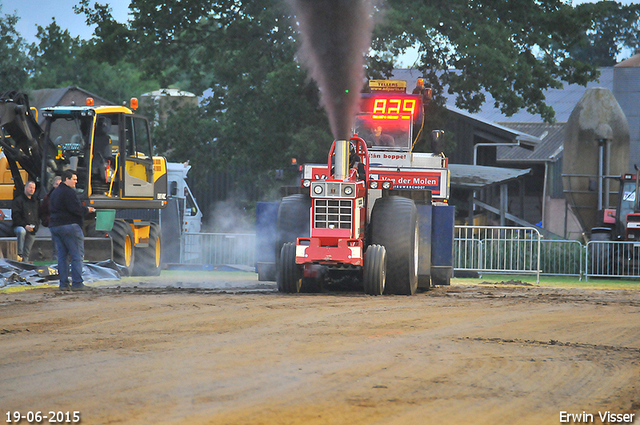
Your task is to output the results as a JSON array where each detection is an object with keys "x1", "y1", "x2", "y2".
[
  {"x1": 41, "y1": 104, "x2": 164, "y2": 206},
  {"x1": 1, "y1": 93, "x2": 166, "y2": 275}
]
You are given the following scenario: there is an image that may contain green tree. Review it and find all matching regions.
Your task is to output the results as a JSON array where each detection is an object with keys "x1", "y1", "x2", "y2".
[
  {"x1": 25, "y1": 16, "x2": 158, "y2": 104},
  {"x1": 372, "y1": 0, "x2": 639, "y2": 122},
  {"x1": 73, "y1": 0, "x2": 134, "y2": 65},
  {"x1": 570, "y1": 2, "x2": 640, "y2": 67},
  {"x1": 74, "y1": 0, "x2": 640, "y2": 200},
  {"x1": 75, "y1": 59, "x2": 160, "y2": 105},
  {"x1": 119, "y1": 0, "x2": 330, "y2": 198},
  {"x1": 27, "y1": 19, "x2": 82, "y2": 89},
  {"x1": 0, "y1": 8, "x2": 32, "y2": 93}
]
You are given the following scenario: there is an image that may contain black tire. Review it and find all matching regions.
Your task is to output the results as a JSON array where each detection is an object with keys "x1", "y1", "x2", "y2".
[
  {"x1": 278, "y1": 242, "x2": 302, "y2": 293},
  {"x1": 110, "y1": 219, "x2": 135, "y2": 276},
  {"x1": 369, "y1": 196, "x2": 419, "y2": 295},
  {"x1": 276, "y1": 194, "x2": 311, "y2": 261},
  {"x1": 132, "y1": 222, "x2": 162, "y2": 276},
  {"x1": 275, "y1": 194, "x2": 311, "y2": 284},
  {"x1": 363, "y1": 244, "x2": 386, "y2": 295}
]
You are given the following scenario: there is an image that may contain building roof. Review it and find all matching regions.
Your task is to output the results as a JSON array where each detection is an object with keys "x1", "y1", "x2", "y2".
[
  {"x1": 615, "y1": 52, "x2": 640, "y2": 68},
  {"x1": 391, "y1": 67, "x2": 618, "y2": 164},
  {"x1": 448, "y1": 106, "x2": 540, "y2": 147},
  {"x1": 28, "y1": 86, "x2": 113, "y2": 110},
  {"x1": 392, "y1": 68, "x2": 614, "y2": 124},
  {"x1": 449, "y1": 164, "x2": 531, "y2": 189},
  {"x1": 496, "y1": 122, "x2": 565, "y2": 163}
]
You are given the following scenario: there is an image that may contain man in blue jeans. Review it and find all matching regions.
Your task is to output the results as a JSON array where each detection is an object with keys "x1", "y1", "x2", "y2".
[{"x1": 49, "y1": 170, "x2": 95, "y2": 291}]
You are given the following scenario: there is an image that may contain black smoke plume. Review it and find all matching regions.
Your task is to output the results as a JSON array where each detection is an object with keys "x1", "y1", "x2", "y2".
[{"x1": 288, "y1": 0, "x2": 374, "y2": 140}]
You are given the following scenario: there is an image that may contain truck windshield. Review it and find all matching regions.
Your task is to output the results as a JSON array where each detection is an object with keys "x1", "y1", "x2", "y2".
[
  {"x1": 620, "y1": 181, "x2": 637, "y2": 222},
  {"x1": 354, "y1": 113, "x2": 412, "y2": 151},
  {"x1": 45, "y1": 114, "x2": 93, "y2": 193},
  {"x1": 48, "y1": 116, "x2": 90, "y2": 153}
]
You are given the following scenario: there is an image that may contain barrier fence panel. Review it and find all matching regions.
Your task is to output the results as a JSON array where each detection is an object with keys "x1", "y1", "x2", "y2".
[
  {"x1": 181, "y1": 233, "x2": 256, "y2": 267},
  {"x1": 539, "y1": 240, "x2": 583, "y2": 278},
  {"x1": 454, "y1": 226, "x2": 541, "y2": 283},
  {"x1": 585, "y1": 240, "x2": 640, "y2": 280},
  {"x1": 177, "y1": 229, "x2": 605, "y2": 281}
]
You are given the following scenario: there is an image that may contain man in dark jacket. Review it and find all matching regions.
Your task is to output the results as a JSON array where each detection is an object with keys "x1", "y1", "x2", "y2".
[
  {"x1": 12, "y1": 181, "x2": 39, "y2": 262},
  {"x1": 39, "y1": 176, "x2": 62, "y2": 260},
  {"x1": 49, "y1": 170, "x2": 95, "y2": 291},
  {"x1": 39, "y1": 175, "x2": 62, "y2": 228}
]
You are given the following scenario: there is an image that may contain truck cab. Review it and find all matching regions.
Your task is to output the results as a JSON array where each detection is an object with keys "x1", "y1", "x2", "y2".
[
  {"x1": 167, "y1": 162, "x2": 202, "y2": 234},
  {"x1": 597, "y1": 173, "x2": 640, "y2": 241}
]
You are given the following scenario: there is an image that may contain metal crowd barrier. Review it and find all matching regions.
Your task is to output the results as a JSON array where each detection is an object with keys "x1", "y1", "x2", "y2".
[
  {"x1": 585, "y1": 240, "x2": 640, "y2": 280},
  {"x1": 454, "y1": 226, "x2": 542, "y2": 283},
  {"x1": 178, "y1": 229, "x2": 640, "y2": 282},
  {"x1": 538, "y1": 239, "x2": 583, "y2": 278},
  {"x1": 180, "y1": 232, "x2": 256, "y2": 267}
]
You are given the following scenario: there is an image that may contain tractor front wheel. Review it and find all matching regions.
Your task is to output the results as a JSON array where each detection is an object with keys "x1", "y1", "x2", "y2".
[
  {"x1": 278, "y1": 242, "x2": 302, "y2": 293},
  {"x1": 363, "y1": 244, "x2": 386, "y2": 295}
]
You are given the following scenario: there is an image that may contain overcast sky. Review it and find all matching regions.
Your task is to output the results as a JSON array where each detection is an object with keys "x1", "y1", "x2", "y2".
[{"x1": 5, "y1": 0, "x2": 131, "y2": 44}]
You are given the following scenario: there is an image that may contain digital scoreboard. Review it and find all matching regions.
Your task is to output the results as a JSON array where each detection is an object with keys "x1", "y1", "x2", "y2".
[
  {"x1": 355, "y1": 80, "x2": 425, "y2": 150},
  {"x1": 359, "y1": 94, "x2": 421, "y2": 123}
]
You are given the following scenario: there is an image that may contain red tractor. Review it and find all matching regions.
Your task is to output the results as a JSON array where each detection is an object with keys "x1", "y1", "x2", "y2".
[
  {"x1": 270, "y1": 79, "x2": 455, "y2": 295},
  {"x1": 590, "y1": 172, "x2": 640, "y2": 275}
]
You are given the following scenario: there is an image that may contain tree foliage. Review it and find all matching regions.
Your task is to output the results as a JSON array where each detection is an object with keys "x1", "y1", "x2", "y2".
[
  {"x1": 571, "y1": 1, "x2": 640, "y2": 67},
  {"x1": 5, "y1": 0, "x2": 640, "y2": 202},
  {"x1": 385, "y1": 1, "x2": 636, "y2": 122},
  {"x1": 371, "y1": 0, "x2": 634, "y2": 122},
  {"x1": 27, "y1": 20, "x2": 82, "y2": 89},
  {"x1": 23, "y1": 16, "x2": 158, "y2": 104},
  {"x1": 116, "y1": 0, "x2": 331, "y2": 197},
  {"x1": 68, "y1": 0, "x2": 640, "y2": 199},
  {"x1": 0, "y1": 7, "x2": 32, "y2": 93}
]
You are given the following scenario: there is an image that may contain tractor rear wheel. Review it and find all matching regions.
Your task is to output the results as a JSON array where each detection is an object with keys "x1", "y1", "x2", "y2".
[
  {"x1": 132, "y1": 222, "x2": 162, "y2": 276},
  {"x1": 276, "y1": 194, "x2": 311, "y2": 285},
  {"x1": 363, "y1": 244, "x2": 386, "y2": 295},
  {"x1": 276, "y1": 194, "x2": 311, "y2": 262},
  {"x1": 278, "y1": 242, "x2": 302, "y2": 293},
  {"x1": 370, "y1": 196, "x2": 419, "y2": 295},
  {"x1": 110, "y1": 219, "x2": 135, "y2": 276}
]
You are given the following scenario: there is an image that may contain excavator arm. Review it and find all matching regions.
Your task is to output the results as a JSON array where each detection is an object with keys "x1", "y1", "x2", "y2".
[{"x1": 0, "y1": 91, "x2": 45, "y2": 194}]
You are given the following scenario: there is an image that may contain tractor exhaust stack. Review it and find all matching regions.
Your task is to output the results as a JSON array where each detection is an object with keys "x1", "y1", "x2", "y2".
[{"x1": 334, "y1": 139, "x2": 349, "y2": 181}]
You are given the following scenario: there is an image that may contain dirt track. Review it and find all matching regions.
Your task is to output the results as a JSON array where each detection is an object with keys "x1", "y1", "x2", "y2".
[{"x1": 1, "y1": 275, "x2": 640, "y2": 425}]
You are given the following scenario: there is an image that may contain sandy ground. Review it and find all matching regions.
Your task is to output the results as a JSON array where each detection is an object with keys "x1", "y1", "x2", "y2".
[{"x1": 1, "y1": 274, "x2": 640, "y2": 425}]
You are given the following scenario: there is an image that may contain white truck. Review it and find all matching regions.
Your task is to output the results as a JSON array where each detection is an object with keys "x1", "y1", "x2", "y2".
[{"x1": 167, "y1": 162, "x2": 203, "y2": 234}]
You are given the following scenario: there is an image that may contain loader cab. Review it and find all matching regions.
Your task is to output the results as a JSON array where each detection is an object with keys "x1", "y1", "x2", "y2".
[
  {"x1": 122, "y1": 114, "x2": 155, "y2": 198},
  {"x1": 41, "y1": 105, "x2": 156, "y2": 200}
]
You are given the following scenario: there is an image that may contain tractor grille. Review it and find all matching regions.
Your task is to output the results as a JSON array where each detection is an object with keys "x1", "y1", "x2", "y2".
[{"x1": 314, "y1": 199, "x2": 352, "y2": 229}]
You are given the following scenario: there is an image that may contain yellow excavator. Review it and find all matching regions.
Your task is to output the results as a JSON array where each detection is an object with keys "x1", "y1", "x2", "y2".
[{"x1": 0, "y1": 91, "x2": 167, "y2": 275}]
